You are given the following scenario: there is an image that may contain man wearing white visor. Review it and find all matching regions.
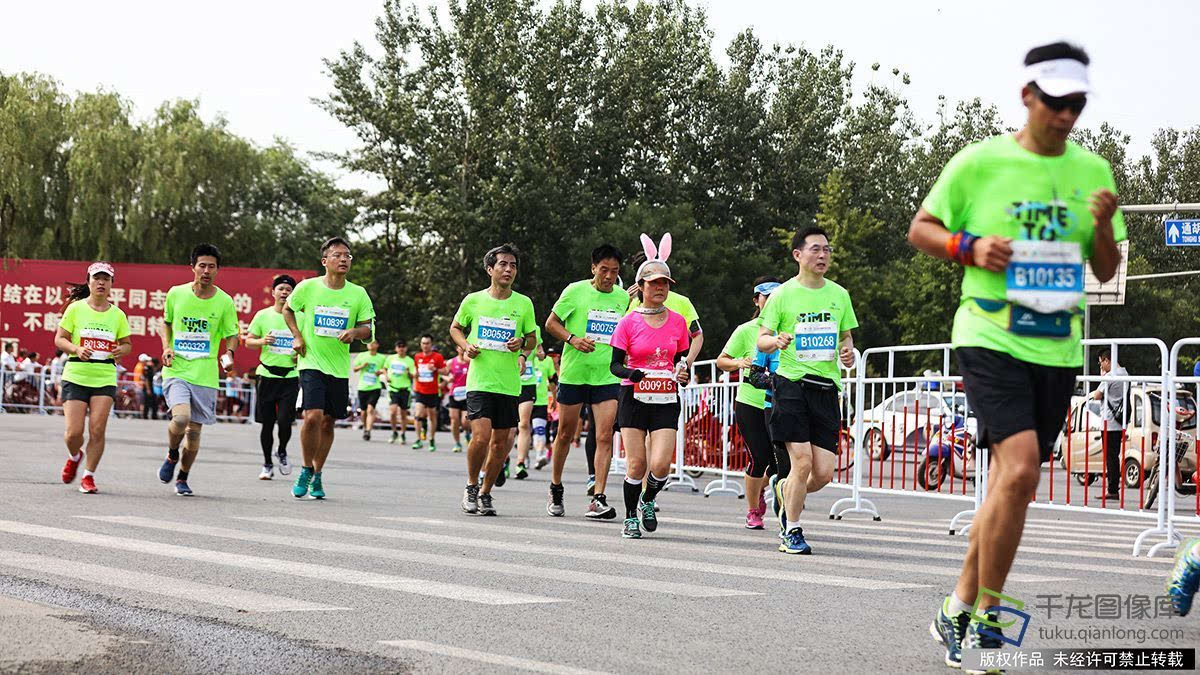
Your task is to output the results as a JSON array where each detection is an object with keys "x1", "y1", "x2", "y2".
[{"x1": 908, "y1": 42, "x2": 1124, "y2": 670}]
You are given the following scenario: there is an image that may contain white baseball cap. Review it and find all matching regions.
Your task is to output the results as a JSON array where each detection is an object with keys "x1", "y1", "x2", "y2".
[
  {"x1": 1024, "y1": 57, "x2": 1090, "y2": 97},
  {"x1": 87, "y1": 262, "x2": 115, "y2": 279}
]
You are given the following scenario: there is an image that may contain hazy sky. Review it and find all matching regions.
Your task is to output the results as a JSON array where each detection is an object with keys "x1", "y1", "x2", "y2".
[{"x1": 4, "y1": 0, "x2": 1196, "y2": 192}]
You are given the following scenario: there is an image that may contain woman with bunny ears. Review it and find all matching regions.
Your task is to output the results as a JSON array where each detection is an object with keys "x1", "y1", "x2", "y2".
[
  {"x1": 609, "y1": 236, "x2": 691, "y2": 539},
  {"x1": 626, "y1": 234, "x2": 704, "y2": 370}
]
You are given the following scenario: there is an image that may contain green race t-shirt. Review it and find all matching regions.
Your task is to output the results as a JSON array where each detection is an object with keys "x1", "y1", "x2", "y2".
[
  {"x1": 758, "y1": 277, "x2": 858, "y2": 390},
  {"x1": 551, "y1": 280, "x2": 630, "y2": 386},
  {"x1": 287, "y1": 277, "x2": 375, "y2": 379},
  {"x1": 353, "y1": 351, "x2": 388, "y2": 391},
  {"x1": 384, "y1": 354, "x2": 416, "y2": 391},
  {"x1": 534, "y1": 355, "x2": 555, "y2": 406},
  {"x1": 922, "y1": 135, "x2": 1127, "y2": 368},
  {"x1": 520, "y1": 327, "x2": 543, "y2": 387},
  {"x1": 454, "y1": 289, "x2": 538, "y2": 396},
  {"x1": 59, "y1": 300, "x2": 131, "y2": 389},
  {"x1": 721, "y1": 318, "x2": 766, "y2": 409},
  {"x1": 628, "y1": 291, "x2": 700, "y2": 327},
  {"x1": 162, "y1": 284, "x2": 239, "y2": 389},
  {"x1": 247, "y1": 307, "x2": 297, "y2": 379}
]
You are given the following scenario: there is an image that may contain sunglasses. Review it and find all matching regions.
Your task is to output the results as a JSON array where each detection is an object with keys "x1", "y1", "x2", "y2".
[{"x1": 1036, "y1": 88, "x2": 1087, "y2": 115}]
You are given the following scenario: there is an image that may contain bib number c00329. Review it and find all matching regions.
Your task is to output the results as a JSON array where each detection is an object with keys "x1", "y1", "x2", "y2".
[
  {"x1": 633, "y1": 369, "x2": 678, "y2": 404},
  {"x1": 173, "y1": 331, "x2": 211, "y2": 360},
  {"x1": 794, "y1": 321, "x2": 837, "y2": 362},
  {"x1": 1005, "y1": 240, "x2": 1084, "y2": 315},
  {"x1": 476, "y1": 317, "x2": 517, "y2": 351},
  {"x1": 313, "y1": 305, "x2": 350, "y2": 338},
  {"x1": 584, "y1": 309, "x2": 621, "y2": 345}
]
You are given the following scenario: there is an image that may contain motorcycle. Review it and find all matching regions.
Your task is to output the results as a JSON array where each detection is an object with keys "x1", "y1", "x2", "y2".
[{"x1": 916, "y1": 415, "x2": 976, "y2": 491}]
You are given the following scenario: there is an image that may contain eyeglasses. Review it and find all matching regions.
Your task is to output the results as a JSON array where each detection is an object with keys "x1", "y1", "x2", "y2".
[
  {"x1": 804, "y1": 245, "x2": 834, "y2": 255},
  {"x1": 1035, "y1": 88, "x2": 1086, "y2": 115},
  {"x1": 325, "y1": 252, "x2": 353, "y2": 261}
]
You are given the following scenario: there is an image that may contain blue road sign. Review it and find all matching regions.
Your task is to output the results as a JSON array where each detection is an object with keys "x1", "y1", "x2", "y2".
[{"x1": 1165, "y1": 219, "x2": 1200, "y2": 246}]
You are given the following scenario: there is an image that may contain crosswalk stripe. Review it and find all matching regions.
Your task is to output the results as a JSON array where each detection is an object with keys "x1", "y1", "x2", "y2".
[
  {"x1": 240, "y1": 516, "x2": 928, "y2": 591},
  {"x1": 379, "y1": 640, "x2": 613, "y2": 675},
  {"x1": 1024, "y1": 515, "x2": 1200, "y2": 533},
  {"x1": 383, "y1": 517, "x2": 1170, "y2": 579},
  {"x1": 876, "y1": 516, "x2": 1198, "y2": 544},
  {"x1": 0, "y1": 550, "x2": 348, "y2": 613},
  {"x1": 0, "y1": 520, "x2": 558, "y2": 606},
  {"x1": 80, "y1": 515, "x2": 754, "y2": 599}
]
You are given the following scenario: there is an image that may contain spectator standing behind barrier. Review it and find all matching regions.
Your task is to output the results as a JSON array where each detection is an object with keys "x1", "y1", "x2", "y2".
[
  {"x1": 1091, "y1": 348, "x2": 1128, "y2": 499},
  {"x1": 142, "y1": 358, "x2": 159, "y2": 419}
]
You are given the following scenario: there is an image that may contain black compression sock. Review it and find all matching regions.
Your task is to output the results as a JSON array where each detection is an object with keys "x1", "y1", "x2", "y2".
[
  {"x1": 167, "y1": 448, "x2": 180, "y2": 462},
  {"x1": 623, "y1": 478, "x2": 641, "y2": 519},
  {"x1": 643, "y1": 473, "x2": 668, "y2": 503},
  {"x1": 176, "y1": 470, "x2": 189, "y2": 481}
]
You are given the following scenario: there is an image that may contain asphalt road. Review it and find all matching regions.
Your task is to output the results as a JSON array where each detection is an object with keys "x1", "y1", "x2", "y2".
[{"x1": 1, "y1": 413, "x2": 1197, "y2": 674}]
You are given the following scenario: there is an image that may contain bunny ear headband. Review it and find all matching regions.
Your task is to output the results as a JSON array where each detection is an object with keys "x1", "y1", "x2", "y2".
[{"x1": 636, "y1": 233, "x2": 674, "y2": 283}]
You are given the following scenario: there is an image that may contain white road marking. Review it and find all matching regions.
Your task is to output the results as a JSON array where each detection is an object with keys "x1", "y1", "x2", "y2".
[{"x1": 380, "y1": 640, "x2": 614, "y2": 675}]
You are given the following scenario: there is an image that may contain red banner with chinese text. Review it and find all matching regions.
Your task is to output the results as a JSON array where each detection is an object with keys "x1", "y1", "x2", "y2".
[{"x1": 0, "y1": 259, "x2": 316, "y2": 375}]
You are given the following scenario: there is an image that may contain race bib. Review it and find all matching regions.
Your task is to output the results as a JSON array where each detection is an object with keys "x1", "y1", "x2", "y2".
[
  {"x1": 584, "y1": 309, "x2": 621, "y2": 345},
  {"x1": 78, "y1": 328, "x2": 116, "y2": 360},
  {"x1": 361, "y1": 371, "x2": 379, "y2": 386},
  {"x1": 390, "y1": 362, "x2": 408, "y2": 377},
  {"x1": 1006, "y1": 240, "x2": 1084, "y2": 314},
  {"x1": 476, "y1": 316, "x2": 516, "y2": 351},
  {"x1": 452, "y1": 386, "x2": 468, "y2": 401},
  {"x1": 522, "y1": 363, "x2": 535, "y2": 381},
  {"x1": 794, "y1": 321, "x2": 837, "y2": 362},
  {"x1": 267, "y1": 329, "x2": 294, "y2": 356},
  {"x1": 417, "y1": 364, "x2": 435, "y2": 383},
  {"x1": 313, "y1": 305, "x2": 350, "y2": 338},
  {"x1": 174, "y1": 331, "x2": 211, "y2": 360},
  {"x1": 633, "y1": 369, "x2": 678, "y2": 404}
]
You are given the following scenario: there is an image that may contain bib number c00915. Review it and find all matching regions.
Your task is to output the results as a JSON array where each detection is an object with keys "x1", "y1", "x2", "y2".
[
  {"x1": 1005, "y1": 240, "x2": 1084, "y2": 315},
  {"x1": 476, "y1": 317, "x2": 517, "y2": 351},
  {"x1": 794, "y1": 321, "x2": 837, "y2": 362},
  {"x1": 633, "y1": 369, "x2": 678, "y2": 404}
]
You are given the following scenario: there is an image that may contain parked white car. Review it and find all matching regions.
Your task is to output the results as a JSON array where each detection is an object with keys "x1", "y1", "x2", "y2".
[{"x1": 853, "y1": 387, "x2": 975, "y2": 461}]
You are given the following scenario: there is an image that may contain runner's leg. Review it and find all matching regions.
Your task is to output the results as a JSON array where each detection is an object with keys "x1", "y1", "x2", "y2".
[
  {"x1": 179, "y1": 422, "x2": 202, "y2": 472},
  {"x1": 550, "y1": 403, "x2": 583, "y2": 484},
  {"x1": 260, "y1": 398, "x2": 278, "y2": 465},
  {"x1": 313, "y1": 414, "x2": 335, "y2": 473},
  {"x1": 621, "y1": 428, "x2": 648, "y2": 518},
  {"x1": 83, "y1": 396, "x2": 113, "y2": 472},
  {"x1": 783, "y1": 442, "x2": 814, "y2": 521},
  {"x1": 63, "y1": 400, "x2": 86, "y2": 460},
  {"x1": 591, "y1": 399, "x2": 618, "y2": 496},
  {"x1": 481, "y1": 426, "x2": 512, "y2": 492},
  {"x1": 167, "y1": 404, "x2": 192, "y2": 460},
  {"x1": 467, "y1": 417, "x2": 493, "y2": 487},
  {"x1": 516, "y1": 401, "x2": 533, "y2": 466},
  {"x1": 276, "y1": 392, "x2": 296, "y2": 455},
  {"x1": 299, "y1": 408, "x2": 323, "y2": 469}
]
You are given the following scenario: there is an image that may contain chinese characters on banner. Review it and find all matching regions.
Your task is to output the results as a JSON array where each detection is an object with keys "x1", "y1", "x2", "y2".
[{"x1": 0, "y1": 259, "x2": 315, "y2": 375}]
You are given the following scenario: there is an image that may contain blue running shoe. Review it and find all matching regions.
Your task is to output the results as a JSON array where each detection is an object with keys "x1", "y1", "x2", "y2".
[
  {"x1": 174, "y1": 480, "x2": 193, "y2": 496},
  {"x1": 639, "y1": 499, "x2": 658, "y2": 532},
  {"x1": 621, "y1": 517, "x2": 641, "y2": 539},
  {"x1": 929, "y1": 597, "x2": 971, "y2": 669},
  {"x1": 158, "y1": 457, "x2": 177, "y2": 484},
  {"x1": 309, "y1": 472, "x2": 325, "y2": 500},
  {"x1": 292, "y1": 466, "x2": 313, "y2": 499},
  {"x1": 778, "y1": 527, "x2": 812, "y2": 554},
  {"x1": 962, "y1": 614, "x2": 1004, "y2": 674},
  {"x1": 1167, "y1": 538, "x2": 1200, "y2": 617}
]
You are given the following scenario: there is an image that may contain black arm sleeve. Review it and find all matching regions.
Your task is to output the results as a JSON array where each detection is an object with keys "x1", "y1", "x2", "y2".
[{"x1": 609, "y1": 347, "x2": 644, "y2": 382}]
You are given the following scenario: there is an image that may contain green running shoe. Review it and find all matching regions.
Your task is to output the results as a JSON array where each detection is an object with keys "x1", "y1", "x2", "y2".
[
  {"x1": 453, "y1": 443, "x2": 463, "y2": 453},
  {"x1": 292, "y1": 466, "x2": 313, "y2": 499},
  {"x1": 639, "y1": 499, "x2": 658, "y2": 532},
  {"x1": 621, "y1": 517, "x2": 642, "y2": 539},
  {"x1": 309, "y1": 472, "x2": 325, "y2": 500},
  {"x1": 412, "y1": 440, "x2": 424, "y2": 450}
]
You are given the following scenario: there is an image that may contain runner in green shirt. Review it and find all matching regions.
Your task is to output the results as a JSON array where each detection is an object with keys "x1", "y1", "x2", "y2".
[
  {"x1": 156, "y1": 244, "x2": 241, "y2": 497},
  {"x1": 716, "y1": 276, "x2": 781, "y2": 530},
  {"x1": 512, "y1": 329, "x2": 552, "y2": 480},
  {"x1": 449, "y1": 243, "x2": 538, "y2": 516},
  {"x1": 383, "y1": 339, "x2": 416, "y2": 445},
  {"x1": 53, "y1": 262, "x2": 132, "y2": 495},
  {"x1": 543, "y1": 244, "x2": 628, "y2": 519},
  {"x1": 908, "y1": 43, "x2": 1124, "y2": 668},
  {"x1": 758, "y1": 227, "x2": 858, "y2": 555},
  {"x1": 244, "y1": 274, "x2": 300, "y2": 480},
  {"x1": 284, "y1": 236, "x2": 376, "y2": 500},
  {"x1": 352, "y1": 341, "x2": 388, "y2": 441}
]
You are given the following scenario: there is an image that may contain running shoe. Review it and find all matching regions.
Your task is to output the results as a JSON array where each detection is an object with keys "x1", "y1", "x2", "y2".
[
  {"x1": 390, "y1": 431, "x2": 399, "y2": 444},
  {"x1": 401, "y1": 432, "x2": 407, "y2": 444},
  {"x1": 78, "y1": 475, "x2": 98, "y2": 494},
  {"x1": 547, "y1": 483, "x2": 565, "y2": 517},
  {"x1": 535, "y1": 455, "x2": 549, "y2": 470},
  {"x1": 412, "y1": 440, "x2": 425, "y2": 451},
  {"x1": 639, "y1": 499, "x2": 658, "y2": 532},
  {"x1": 962, "y1": 614, "x2": 1004, "y2": 674},
  {"x1": 61, "y1": 455, "x2": 81, "y2": 484},
  {"x1": 292, "y1": 466, "x2": 313, "y2": 498},
  {"x1": 1167, "y1": 538, "x2": 1200, "y2": 616},
  {"x1": 478, "y1": 492, "x2": 496, "y2": 516},
  {"x1": 258, "y1": 465, "x2": 274, "y2": 480},
  {"x1": 174, "y1": 480, "x2": 193, "y2": 496},
  {"x1": 309, "y1": 472, "x2": 325, "y2": 500},
  {"x1": 363, "y1": 429, "x2": 371, "y2": 442},
  {"x1": 452, "y1": 443, "x2": 463, "y2": 453},
  {"x1": 585, "y1": 475, "x2": 596, "y2": 496},
  {"x1": 495, "y1": 459, "x2": 509, "y2": 487},
  {"x1": 772, "y1": 476, "x2": 787, "y2": 536},
  {"x1": 745, "y1": 509, "x2": 764, "y2": 530},
  {"x1": 621, "y1": 517, "x2": 642, "y2": 539},
  {"x1": 276, "y1": 452, "x2": 291, "y2": 475},
  {"x1": 429, "y1": 441, "x2": 436, "y2": 452},
  {"x1": 462, "y1": 484, "x2": 479, "y2": 514},
  {"x1": 756, "y1": 487, "x2": 767, "y2": 516},
  {"x1": 584, "y1": 494, "x2": 617, "y2": 520},
  {"x1": 779, "y1": 527, "x2": 812, "y2": 554},
  {"x1": 929, "y1": 597, "x2": 971, "y2": 669},
  {"x1": 158, "y1": 457, "x2": 177, "y2": 484},
  {"x1": 515, "y1": 463, "x2": 528, "y2": 480}
]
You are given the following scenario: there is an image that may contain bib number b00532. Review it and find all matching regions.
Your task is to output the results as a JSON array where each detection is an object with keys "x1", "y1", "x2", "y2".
[
  {"x1": 476, "y1": 317, "x2": 517, "y2": 351},
  {"x1": 313, "y1": 305, "x2": 350, "y2": 338},
  {"x1": 584, "y1": 310, "x2": 620, "y2": 345},
  {"x1": 633, "y1": 370, "x2": 677, "y2": 404},
  {"x1": 1005, "y1": 240, "x2": 1083, "y2": 314},
  {"x1": 794, "y1": 321, "x2": 837, "y2": 362}
]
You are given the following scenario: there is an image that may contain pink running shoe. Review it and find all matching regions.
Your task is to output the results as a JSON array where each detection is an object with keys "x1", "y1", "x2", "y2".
[{"x1": 746, "y1": 509, "x2": 764, "y2": 529}]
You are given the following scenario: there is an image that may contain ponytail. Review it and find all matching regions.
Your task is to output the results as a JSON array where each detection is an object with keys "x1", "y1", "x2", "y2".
[{"x1": 62, "y1": 282, "x2": 89, "y2": 313}]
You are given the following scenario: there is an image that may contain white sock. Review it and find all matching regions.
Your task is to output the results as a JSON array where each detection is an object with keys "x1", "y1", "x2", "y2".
[
  {"x1": 83, "y1": 470, "x2": 95, "y2": 479},
  {"x1": 947, "y1": 592, "x2": 973, "y2": 616},
  {"x1": 70, "y1": 452, "x2": 82, "y2": 462},
  {"x1": 786, "y1": 519, "x2": 802, "y2": 532}
]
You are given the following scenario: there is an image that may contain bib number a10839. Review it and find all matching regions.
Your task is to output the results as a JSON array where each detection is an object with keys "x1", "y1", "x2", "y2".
[
  {"x1": 794, "y1": 321, "x2": 837, "y2": 362},
  {"x1": 313, "y1": 305, "x2": 350, "y2": 338}
]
